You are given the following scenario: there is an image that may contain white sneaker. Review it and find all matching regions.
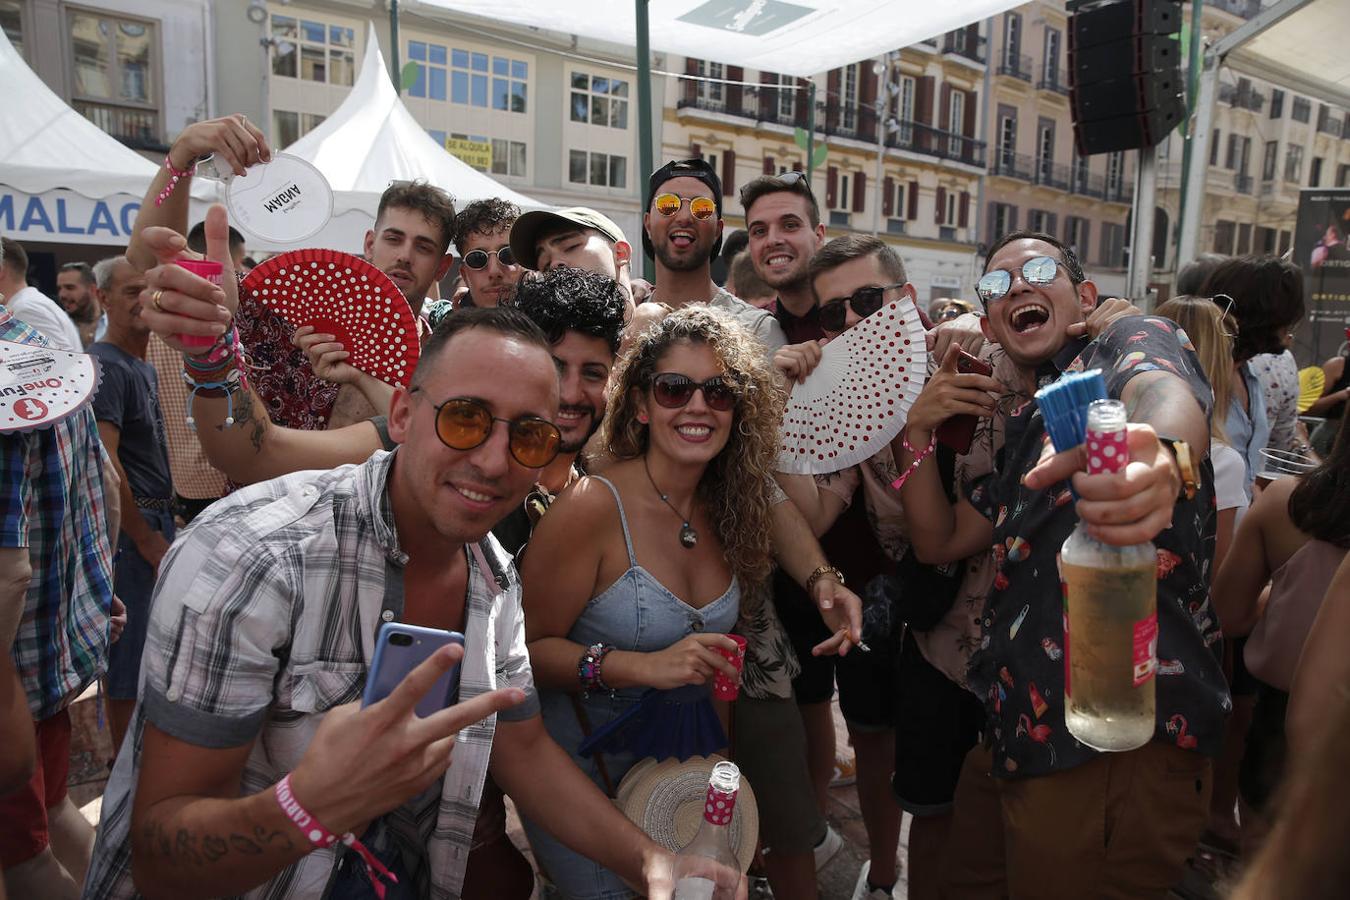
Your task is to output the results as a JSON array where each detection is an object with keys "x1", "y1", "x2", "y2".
[
  {"x1": 850, "y1": 860, "x2": 898, "y2": 900},
  {"x1": 813, "y1": 824, "x2": 844, "y2": 871}
]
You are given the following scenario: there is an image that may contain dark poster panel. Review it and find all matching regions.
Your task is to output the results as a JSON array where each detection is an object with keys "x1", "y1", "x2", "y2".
[{"x1": 1294, "y1": 188, "x2": 1350, "y2": 366}]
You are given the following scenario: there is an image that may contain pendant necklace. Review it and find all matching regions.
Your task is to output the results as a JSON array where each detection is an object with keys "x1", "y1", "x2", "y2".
[{"x1": 644, "y1": 457, "x2": 698, "y2": 549}]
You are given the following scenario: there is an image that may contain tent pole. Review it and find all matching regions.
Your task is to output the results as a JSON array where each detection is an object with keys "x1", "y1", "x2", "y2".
[
  {"x1": 806, "y1": 81, "x2": 818, "y2": 184},
  {"x1": 390, "y1": 0, "x2": 401, "y2": 90},
  {"x1": 1174, "y1": 0, "x2": 1203, "y2": 270},
  {"x1": 636, "y1": 0, "x2": 654, "y2": 278}
]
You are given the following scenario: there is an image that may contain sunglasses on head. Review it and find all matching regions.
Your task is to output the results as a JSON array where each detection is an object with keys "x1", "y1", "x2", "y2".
[
  {"x1": 653, "y1": 193, "x2": 718, "y2": 220},
  {"x1": 649, "y1": 373, "x2": 739, "y2": 412},
  {"x1": 461, "y1": 246, "x2": 516, "y2": 270},
  {"x1": 976, "y1": 256, "x2": 1060, "y2": 306},
  {"x1": 413, "y1": 391, "x2": 562, "y2": 468},
  {"x1": 819, "y1": 283, "x2": 904, "y2": 333},
  {"x1": 738, "y1": 171, "x2": 809, "y2": 205}
]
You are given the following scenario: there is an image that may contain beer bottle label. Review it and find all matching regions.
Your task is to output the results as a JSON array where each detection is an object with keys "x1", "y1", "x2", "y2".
[
  {"x1": 1132, "y1": 611, "x2": 1158, "y2": 687},
  {"x1": 1061, "y1": 580, "x2": 1071, "y2": 698}
]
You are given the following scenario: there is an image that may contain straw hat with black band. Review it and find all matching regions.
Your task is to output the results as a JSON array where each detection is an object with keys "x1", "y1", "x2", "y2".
[{"x1": 615, "y1": 754, "x2": 758, "y2": 873}]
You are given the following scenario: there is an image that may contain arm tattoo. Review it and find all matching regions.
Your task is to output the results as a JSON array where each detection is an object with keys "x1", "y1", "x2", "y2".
[
  {"x1": 220, "y1": 385, "x2": 268, "y2": 454},
  {"x1": 141, "y1": 819, "x2": 294, "y2": 868}
]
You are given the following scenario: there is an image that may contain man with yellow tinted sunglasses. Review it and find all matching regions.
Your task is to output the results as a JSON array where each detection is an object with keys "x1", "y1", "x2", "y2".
[{"x1": 633, "y1": 158, "x2": 787, "y2": 355}]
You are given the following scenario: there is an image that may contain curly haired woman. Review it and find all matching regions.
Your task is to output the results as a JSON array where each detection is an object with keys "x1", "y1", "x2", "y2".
[{"x1": 519, "y1": 306, "x2": 784, "y2": 899}]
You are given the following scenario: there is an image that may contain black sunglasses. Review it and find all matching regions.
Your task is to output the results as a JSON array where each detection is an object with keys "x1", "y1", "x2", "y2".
[
  {"x1": 650, "y1": 373, "x2": 739, "y2": 412},
  {"x1": 819, "y1": 283, "x2": 904, "y2": 333},
  {"x1": 412, "y1": 391, "x2": 561, "y2": 468},
  {"x1": 462, "y1": 246, "x2": 516, "y2": 270},
  {"x1": 976, "y1": 256, "x2": 1060, "y2": 306}
]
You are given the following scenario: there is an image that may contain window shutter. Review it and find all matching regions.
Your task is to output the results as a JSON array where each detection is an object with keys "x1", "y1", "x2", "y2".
[
  {"x1": 962, "y1": 89, "x2": 976, "y2": 136},
  {"x1": 727, "y1": 66, "x2": 744, "y2": 113},
  {"x1": 685, "y1": 57, "x2": 700, "y2": 106},
  {"x1": 690, "y1": 142, "x2": 701, "y2": 160},
  {"x1": 1080, "y1": 221, "x2": 1091, "y2": 264},
  {"x1": 761, "y1": 71, "x2": 779, "y2": 121},
  {"x1": 907, "y1": 180, "x2": 919, "y2": 219},
  {"x1": 763, "y1": 155, "x2": 776, "y2": 175},
  {"x1": 853, "y1": 171, "x2": 866, "y2": 212},
  {"x1": 935, "y1": 186, "x2": 947, "y2": 223},
  {"x1": 916, "y1": 76, "x2": 935, "y2": 125},
  {"x1": 827, "y1": 69, "x2": 841, "y2": 130},
  {"x1": 827, "y1": 166, "x2": 838, "y2": 208},
  {"x1": 792, "y1": 159, "x2": 803, "y2": 172},
  {"x1": 883, "y1": 176, "x2": 895, "y2": 216},
  {"x1": 940, "y1": 83, "x2": 953, "y2": 132},
  {"x1": 1010, "y1": 205, "x2": 1019, "y2": 230},
  {"x1": 988, "y1": 202, "x2": 998, "y2": 238},
  {"x1": 794, "y1": 76, "x2": 809, "y2": 127},
  {"x1": 722, "y1": 150, "x2": 736, "y2": 196},
  {"x1": 958, "y1": 190, "x2": 970, "y2": 227},
  {"x1": 1046, "y1": 212, "x2": 1058, "y2": 236},
  {"x1": 859, "y1": 63, "x2": 877, "y2": 141}
]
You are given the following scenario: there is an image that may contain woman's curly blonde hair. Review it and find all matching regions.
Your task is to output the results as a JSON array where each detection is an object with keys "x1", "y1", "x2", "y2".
[{"x1": 602, "y1": 306, "x2": 786, "y2": 586}]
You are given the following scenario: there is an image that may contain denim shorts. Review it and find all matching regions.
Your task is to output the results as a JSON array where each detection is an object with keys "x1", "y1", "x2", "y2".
[{"x1": 106, "y1": 508, "x2": 175, "y2": 700}]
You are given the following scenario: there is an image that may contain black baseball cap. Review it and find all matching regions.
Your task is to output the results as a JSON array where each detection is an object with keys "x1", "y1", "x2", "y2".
[{"x1": 643, "y1": 158, "x2": 724, "y2": 261}]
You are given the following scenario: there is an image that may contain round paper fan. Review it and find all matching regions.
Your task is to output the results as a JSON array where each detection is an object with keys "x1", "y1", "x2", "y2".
[
  {"x1": 777, "y1": 297, "x2": 927, "y2": 475},
  {"x1": 242, "y1": 249, "x2": 420, "y2": 388}
]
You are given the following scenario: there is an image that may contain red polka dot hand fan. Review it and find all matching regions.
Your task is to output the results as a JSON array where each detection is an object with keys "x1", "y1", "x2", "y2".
[
  {"x1": 242, "y1": 249, "x2": 420, "y2": 388},
  {"x1": 777, "y1": 298, "x2": 927, "y2": 475}
]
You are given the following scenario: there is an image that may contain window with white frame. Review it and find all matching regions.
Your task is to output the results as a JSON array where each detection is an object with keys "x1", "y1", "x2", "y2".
[
  {"x1": 68, "y1": 10, "x2": 157, "y2": 108},
  {"x1": 894, "y1": 74, "x2": 915, "y2": 142},
  {"x1": 833, "y1": 172, "x2": 852, "y2": 211},
  {"x1": 991, "y1": 202, "x2": 1015, "y2": 240},
  {"x1": 948, "y1": 90, "x2": 965, "y2": 156},
  {"x1": 775, "y1": 74, "x2": 796, "y2": 120},
  {"x1": 1284, "y1": 144, "x2": 1303, "y2": 182},
  {"x1": 940, "y1": 190, "x2": 958, "y2": 226},
  {"x1": 1044, "y1": 29, "x2": 1061, "y2": 84},
  {"x1": 841, "y1": 65, "x2": 858, "y2": 132},
  {"x1": 1, "y1": 0, "x2": 23, "y2": 56},
  {"x1": 569, "y1": 150, "x2": 627, "y2": 188},
  {"x1": 696, "y1": 61, "x2": 725, "y2": 107},
  {"x1": 1106, "y1": 151, "x2": 1124, "y2": 193},
  {"x1": 492, "y1": 139, "x2": 527, "y2": 178},
  {"x1": 571, "y1": 72, "x2": 629, "y2": 129},
  {"x1": 271, "y1": 16, "x2": 354, "y2": 86},
  {"x1": 892, "y1": 180, "x2": 907, "y2": 220},
  {"x1": 997, "y1": 113, "x2": 1016, "y2": 166},
  {"x1": 273, "y1": 111, "x2": 326, "y2": 148},
  {"x1": 412, "y1": 46, "x2": 527, "y2": 112}
]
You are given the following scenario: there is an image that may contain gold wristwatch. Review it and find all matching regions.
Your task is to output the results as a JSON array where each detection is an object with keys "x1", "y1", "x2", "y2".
[
  {"x1": 805, "y1": 564, "x2": 845, "y2": 595},
  {"x1": 1157, "y1": 436, "x2": 1198, "y2": 502}
]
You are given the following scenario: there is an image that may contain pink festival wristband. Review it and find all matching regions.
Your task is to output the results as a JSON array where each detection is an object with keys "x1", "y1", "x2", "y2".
[{"x1": 274, "y1": 773, "x2": 398, "y2": 898}]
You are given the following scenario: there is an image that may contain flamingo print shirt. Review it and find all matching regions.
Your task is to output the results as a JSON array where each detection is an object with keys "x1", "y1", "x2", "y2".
[{"x1": 965, "y1": 316, "x2": 1230, "y2": 779}]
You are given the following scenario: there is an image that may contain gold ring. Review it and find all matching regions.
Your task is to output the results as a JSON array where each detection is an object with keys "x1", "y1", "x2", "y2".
[{"x1": 151, "y1": 289, "x2": 165, "y2": 312}]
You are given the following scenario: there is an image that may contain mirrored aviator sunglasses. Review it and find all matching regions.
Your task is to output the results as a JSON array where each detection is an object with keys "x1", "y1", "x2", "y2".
[
  {"x1": 653, "y1": 193, "x2": 718, "y2": 220},
  {"x1": 976, "y1": 255, "x2": 1059, "y2": 306},
  {"x1": 650, "y1": 373, "x2": 739, "y2": 412},
  {"x1": 462, "y1": 246, "x2": 516, "y2": 270},
  {"x1": 431, "y1": 396, "x2": 561, "y2": 468}
]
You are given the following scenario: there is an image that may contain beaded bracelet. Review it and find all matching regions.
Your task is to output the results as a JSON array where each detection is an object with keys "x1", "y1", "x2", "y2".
[
  {"x1": 155, "y1": 153, "x2": 195, "y2": 207},
  {"x1": 578, "y1": 642, "x2": 615, "y2": 699},
  {"x1": 890, "y1": 428, "x2": 938, "y2": 492}
]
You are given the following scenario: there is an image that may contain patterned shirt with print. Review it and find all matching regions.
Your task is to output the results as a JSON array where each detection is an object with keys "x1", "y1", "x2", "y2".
[{"x1": 966, "y1": 316, "x2": 1229, "y2": 779}]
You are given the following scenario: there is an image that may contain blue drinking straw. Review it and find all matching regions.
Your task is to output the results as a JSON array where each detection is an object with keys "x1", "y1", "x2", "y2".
[{"x1": 1034, "y1": 369, "x2": 1108, "y2": 454}]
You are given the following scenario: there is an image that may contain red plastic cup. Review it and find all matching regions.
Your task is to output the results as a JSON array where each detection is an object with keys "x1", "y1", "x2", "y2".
[
  {"x1": 711, "y1": 634, "x2": 748, "y2": 701},
  {"x1": 174, "y1": 258, "x2": 223, "y2": 348}
]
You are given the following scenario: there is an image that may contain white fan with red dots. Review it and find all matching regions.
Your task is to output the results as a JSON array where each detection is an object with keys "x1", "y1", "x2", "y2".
[
  {"x1": 242, "y1": 249, "x2": 421, "y2": 388},
  {"x1": 776, "y1": 298, "x2": 927, "y2": 475}
]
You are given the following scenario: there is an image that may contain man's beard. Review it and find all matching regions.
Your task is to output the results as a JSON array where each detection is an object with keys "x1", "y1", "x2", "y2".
[
  {"x1": 654, "y1": 239, "x2": 713, "y2": 273},
  {"x1": 559, "y1": 406, "x2": 603, "y2": 454}
]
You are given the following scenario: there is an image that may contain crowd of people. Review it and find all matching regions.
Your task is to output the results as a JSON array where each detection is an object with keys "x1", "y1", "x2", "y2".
[{"x1": 2, "y1": 111, "x2": 1349, "y2": 900}]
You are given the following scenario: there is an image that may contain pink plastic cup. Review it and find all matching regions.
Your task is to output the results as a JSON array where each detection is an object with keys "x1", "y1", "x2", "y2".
[
  {"x1": 711, "y1": 634, "x2": 748, "y2": 701},
  {"x1": 173, "y1": 258, "x2": 224, "y2": 348}
]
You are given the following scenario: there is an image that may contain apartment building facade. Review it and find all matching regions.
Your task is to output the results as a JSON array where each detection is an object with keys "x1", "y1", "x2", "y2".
[
  {"x1": 665, "y1": 24, "x2": 989, "y2": 303},
  {"x1": 983, "y1": 0, "x2": 1134, "y2": 297},
  {"x1": 1154, "y1": 0, "x2": 1350, "y2": 280}
]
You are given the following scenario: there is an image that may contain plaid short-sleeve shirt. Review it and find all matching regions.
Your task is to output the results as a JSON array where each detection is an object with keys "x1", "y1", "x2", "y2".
[
  {"x1": 84, "y1": 449, "x2": 539, "y2": 900},
  {"x1": 0, "y1": 304, "x2": 113, "y2": 718}
]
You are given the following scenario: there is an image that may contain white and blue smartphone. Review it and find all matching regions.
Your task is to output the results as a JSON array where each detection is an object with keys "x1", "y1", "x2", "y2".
[{"x1": 362, "y1": 623, "x2": 465, "y2": 718}]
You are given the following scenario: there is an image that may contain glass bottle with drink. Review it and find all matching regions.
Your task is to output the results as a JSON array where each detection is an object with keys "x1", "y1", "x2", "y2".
[
  {"x1": 1059, "y1": 399, "x2": 1158, "y2": 751},
  {"x1": 671, "y1": 761, "x2": 742, "y2": 900}
]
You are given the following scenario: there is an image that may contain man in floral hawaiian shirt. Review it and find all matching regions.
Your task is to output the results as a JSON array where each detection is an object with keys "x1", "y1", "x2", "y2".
[{"x1": 893, "y1": 230, "x2": 1227, "y2": 898}]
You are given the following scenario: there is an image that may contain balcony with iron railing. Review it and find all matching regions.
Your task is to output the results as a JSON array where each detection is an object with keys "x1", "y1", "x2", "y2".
[
  {"x1": 1036, "y1": 68, "x2": 1070, "y2": 96},
  {"x1": 942, "y1": 32, "x2": 987, "y2": 64},
  {"x1": 1218, "y1": 82, "x2": 1266, "y2": 112},
  {"x1": 1316, "y1": 112, "x2": 1344, "y2": 137},
  {"x1": 989, "y1": 152, "x2": 1069, "y2": 190},
  {"x1": 676, "y1": 92, "x2": 987, "y2": 167},
  {"x1": 73, "y1": 100, "x2": 165, "y2": 152},
  {"x1": 996, "y1": 50, "x2": 1032, "y2": 82}
]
